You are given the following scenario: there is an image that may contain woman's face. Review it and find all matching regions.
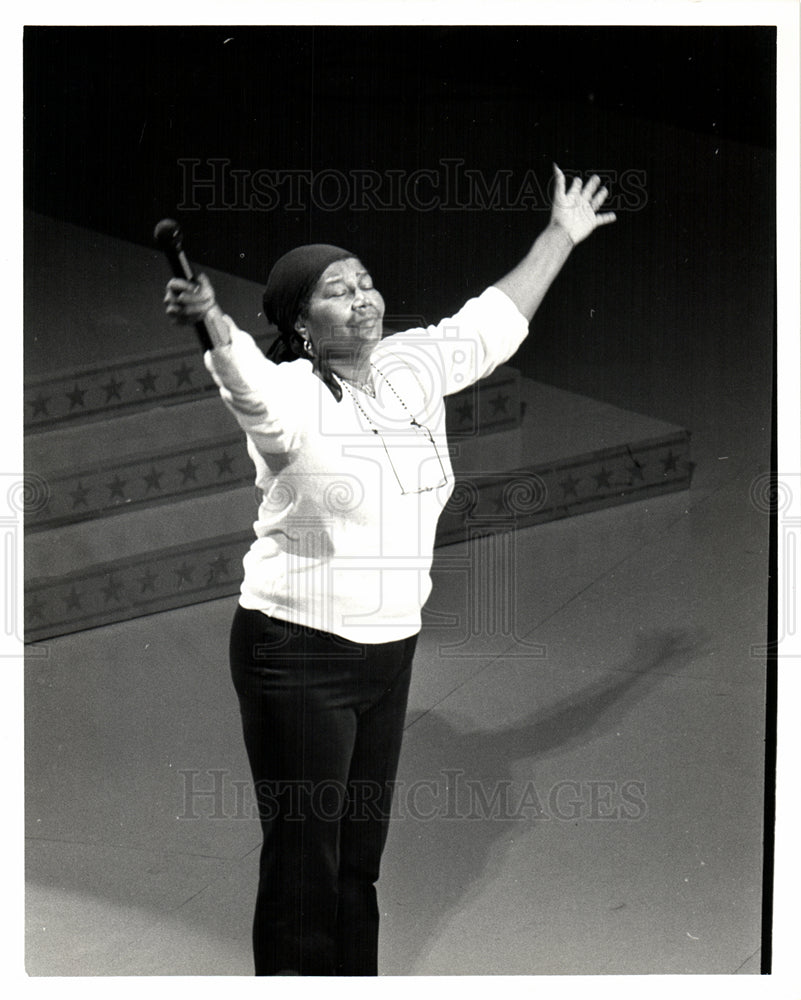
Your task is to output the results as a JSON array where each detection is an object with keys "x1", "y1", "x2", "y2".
[{"x1": 295, "y1": 257, "x2": 385, "y2": 373}]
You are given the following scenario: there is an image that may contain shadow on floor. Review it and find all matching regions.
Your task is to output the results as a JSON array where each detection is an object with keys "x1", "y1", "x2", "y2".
[{"x1": 382, "y1": 627, "x2": 707, "y2": 971}]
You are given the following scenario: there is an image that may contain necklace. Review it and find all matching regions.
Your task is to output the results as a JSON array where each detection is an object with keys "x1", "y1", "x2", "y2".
[
  {"x1": 336, "y1": 362, "x2": 448, "y2": 495},
  {"x1": 339, "y1": 377, "x2": 380, "y2": 434},
  {"x1": 338, "y1": 363, "x2": 421, "y2": 430}
]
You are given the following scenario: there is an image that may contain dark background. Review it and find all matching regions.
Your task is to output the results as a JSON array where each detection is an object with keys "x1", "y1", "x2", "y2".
[{"x1": 23, "y1": 25, "x2": 776, "y2": 429}]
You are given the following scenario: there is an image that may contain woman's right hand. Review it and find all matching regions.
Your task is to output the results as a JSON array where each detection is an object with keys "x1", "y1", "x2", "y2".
[{"x1": 164, "y1": 273, "x2": 219, "y2": 326}]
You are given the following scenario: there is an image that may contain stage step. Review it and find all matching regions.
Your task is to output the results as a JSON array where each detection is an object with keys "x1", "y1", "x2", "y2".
[
  {"x1": 436, "y1": 379, "x2": 691, "y2": 544},
  {"x1": 24, "y1": 378, "x2": 690, "y2": 643},
  {"x1": 25, "y1": 363, "x2": 521, "y2": 533}
]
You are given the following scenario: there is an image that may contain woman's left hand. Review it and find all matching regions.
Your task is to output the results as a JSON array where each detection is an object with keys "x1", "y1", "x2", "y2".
[{"x1": 550, "y1": 164, "x2": 617, "y2": 245}]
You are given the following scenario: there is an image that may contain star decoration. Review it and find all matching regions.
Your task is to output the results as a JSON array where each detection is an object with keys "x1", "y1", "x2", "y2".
[
  {"x1": 174, "y1": 562, "x2": 194, "y2": 585},
  {"x1": 559, "y1": 473, "x2": 580, "y2": 499},
  {"x1": 661, "y1": 450, "x2": 679, "y2": 474},
  {"x1": 143, "y1": 467, "x2": 164, "y2": 492},
  {"x1": 179, "y1": 458, "x2": 199, "y2": 484},
  {"x1": 489, "y1": 392, "x2": 510, "y2": 416},
  {"x1": 627, "y1": 460, "x2": 646, "y2": 482},
  {"x1": 107, "y1": 475, "x2": 127, "y2": 500},
  {"x1": 215, "y1": 452, "x2": 235, "y2": 477},
  {"x1": 206, "y1": 554, "x2": 232, "y2": 584},
  {"x1": 594, "y1": 467, "x2": 613, "y2": 489},
  {"x1": 64, "y1": 586, "x2": 83, "y2": 611},
  {"x1": 137, "y1": 370, "x2": 159, "y2": 393},
  {"x1": 173, "y1": 363, "x2": 194, "y2": 386},
  {"x1": 30, "y1": 394, "x2": 51, "y2": 417},
  {"x1": 66, "y1": 384, "x2": 88, "y2": 410},
  {"x1": 70, "y1": 482, "x2": 91, "y2": 508},
  {"x1": 103, "y1": 377, "x2": 125, "y2": 402},
  {"x1": 101, "y1": 576, "x2": 125, "y2": 604}
]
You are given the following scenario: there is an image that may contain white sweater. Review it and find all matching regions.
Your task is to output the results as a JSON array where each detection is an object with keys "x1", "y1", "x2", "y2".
[{"x1": 204, "y1": 285, "x2": 529, "y2": 643}]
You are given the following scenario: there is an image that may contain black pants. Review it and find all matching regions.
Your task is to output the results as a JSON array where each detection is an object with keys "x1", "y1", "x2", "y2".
[{"x1": 229, "y1": 604, "x2": 417, "y2": 976}]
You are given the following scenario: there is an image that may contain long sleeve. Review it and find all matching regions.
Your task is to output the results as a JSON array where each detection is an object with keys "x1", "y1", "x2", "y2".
[
  {"x1": 386, "y1": 286, "x2": 530, "y2": 398},
  {"x1": 203, "y1": 317, "x2": 308, "y2": 454}
]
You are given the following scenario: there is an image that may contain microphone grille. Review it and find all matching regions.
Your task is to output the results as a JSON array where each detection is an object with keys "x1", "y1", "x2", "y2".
[{"x1": 154, "y1": 218, "x2": 182, "y2": 249}]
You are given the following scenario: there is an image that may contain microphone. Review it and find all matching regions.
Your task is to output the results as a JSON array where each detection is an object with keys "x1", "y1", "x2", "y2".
[{"x1": 154, "y1": 218, "x2": 214, "y2": 351}]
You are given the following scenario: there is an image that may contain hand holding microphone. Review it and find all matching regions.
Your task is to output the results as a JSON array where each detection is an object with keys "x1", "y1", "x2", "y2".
[
  {"x1": 155, "y1": 218, "x2": 230, "y2": 350},
  {"x1": 164, "y1": 272, "x2": 218, "y2": 323}
]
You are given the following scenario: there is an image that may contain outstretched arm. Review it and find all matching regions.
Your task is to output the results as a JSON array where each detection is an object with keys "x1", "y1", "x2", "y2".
[
  {"x1": 493, "y1": 164, "x2": 616, "y2": 322},
  {"x1": 163, "y1": 274, "x2": 307, "y2": 453}
]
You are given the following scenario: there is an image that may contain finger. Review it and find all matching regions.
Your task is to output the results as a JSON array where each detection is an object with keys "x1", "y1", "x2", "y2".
[
  {"x1": 583, "y1": 174, "x2": 602, "y2": 200},
  {"x1": 568, "y1": 175, "x2": 582, "y2": 197},
  {"x1": 553, "y1": 162, "x2": 566, "y2": 198},
  {"x1": 595, "y1": 212, "x2": 617, "y2": 227},
  {"x1": 173, "y1": 281, "x2": 212, "y2": 305},
  {"x1": 196, "y1": 273, "x2": 218, "y2": 299},
  {"x1": 590, "y1": 186, "x2": 609, "y2": 211},
  {"x1": 173, "y1": 291, "x2": 203, "y2": 308},
  {"x1": 167, "y1": 277, "x2": 195, "y2": 294}
]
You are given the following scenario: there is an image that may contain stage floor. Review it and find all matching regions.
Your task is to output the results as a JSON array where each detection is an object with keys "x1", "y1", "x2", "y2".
[{"x1": 24, "y1": 395, "x2": 769, "y2": 975}]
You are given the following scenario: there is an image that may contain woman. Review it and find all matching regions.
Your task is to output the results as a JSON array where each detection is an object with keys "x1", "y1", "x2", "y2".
[{"x1": 164, "y1": 165, "x2": 614, "y2": 975}]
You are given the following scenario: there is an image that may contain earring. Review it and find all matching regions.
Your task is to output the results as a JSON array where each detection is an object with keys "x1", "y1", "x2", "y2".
[{"x1": 303, "y1": 339, "x2": 314, "y2": 356}]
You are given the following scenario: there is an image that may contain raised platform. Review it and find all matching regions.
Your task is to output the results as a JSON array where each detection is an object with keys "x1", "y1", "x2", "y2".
[
  {"x1": 436, "y1": 379, "x2": 691, "y2": 545},
  {"x1": 24, "y1": 374, "x2": 690, "y2": 643},
  {"x1": 23, "y1": 213, "x2": 691, "y2": 643}
]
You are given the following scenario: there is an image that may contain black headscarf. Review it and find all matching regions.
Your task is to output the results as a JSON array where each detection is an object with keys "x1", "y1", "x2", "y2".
[{"x1": 263, "y1": 244, "x2": 356, "y2": 401}]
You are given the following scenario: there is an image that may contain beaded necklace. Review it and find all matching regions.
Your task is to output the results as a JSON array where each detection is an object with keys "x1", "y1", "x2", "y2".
[
  {"x1": 339, "y1": 362, "x2": 425, "y2": 428},
  {"x1": 336, "y1": 362, "x2": 448, "y2": 494}
]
